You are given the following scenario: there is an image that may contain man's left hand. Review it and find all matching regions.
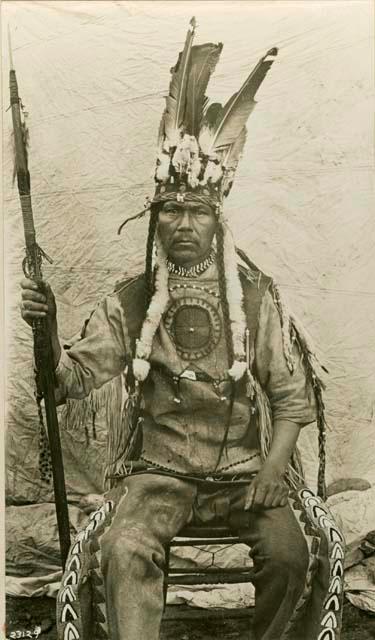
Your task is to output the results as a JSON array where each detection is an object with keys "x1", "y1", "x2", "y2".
[{"x1": 244, "y1": 464, "x2": 289, "y2": 510}]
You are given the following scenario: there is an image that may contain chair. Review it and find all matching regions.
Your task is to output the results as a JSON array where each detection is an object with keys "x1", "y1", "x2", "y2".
[{"x1": 163, "y1": 524, "x2": 255, "y2": 619}]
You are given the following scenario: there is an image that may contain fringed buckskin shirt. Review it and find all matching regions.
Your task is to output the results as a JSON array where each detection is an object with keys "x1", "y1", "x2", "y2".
[{"x1": 55, "y1": 263, "x2": 317, "y2": 476}]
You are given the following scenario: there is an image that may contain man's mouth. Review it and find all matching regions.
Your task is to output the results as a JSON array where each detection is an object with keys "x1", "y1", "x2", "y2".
[{"x1": 174, "y1": 239, "x2": 196, "y2": 246}]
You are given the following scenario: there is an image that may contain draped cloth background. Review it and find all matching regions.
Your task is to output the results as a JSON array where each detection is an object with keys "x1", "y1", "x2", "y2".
[{"x1": 2, "y1": 0, "x2": 375, "y2": 603}]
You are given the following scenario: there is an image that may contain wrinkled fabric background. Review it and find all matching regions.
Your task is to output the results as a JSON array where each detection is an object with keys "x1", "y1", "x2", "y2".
[{"x1": 2, "y1": 0, "x2": 375, "y2": 602}]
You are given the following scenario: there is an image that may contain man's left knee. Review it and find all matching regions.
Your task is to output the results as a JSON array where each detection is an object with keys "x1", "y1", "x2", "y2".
[
  {"x1": 263, "y1": 532, "x2": 310, "y2": 585},
  {"x1": 277, "y1": 545, "x2": 309, "y2": 579}
]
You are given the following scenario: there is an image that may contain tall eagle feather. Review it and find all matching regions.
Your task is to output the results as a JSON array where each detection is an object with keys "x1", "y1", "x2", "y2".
[
  {"x1": 163, "y1": 17, "x2": 196, "y2": 147},
  {"x1": 185, "y1": 42, "x2": 223, "y2": 137},
  {"x1": 199, "y1": 47, "x2": 278, "y2": 156}
]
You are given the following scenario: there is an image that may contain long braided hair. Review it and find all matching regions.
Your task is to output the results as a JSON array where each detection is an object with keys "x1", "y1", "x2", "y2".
[
  {"x1": 144, "y1": 206, "x2": 159, "y2": 307},
  {"x1": 215, "y1": 222, "x2": 235, "y2": 369},
  {"x1": 214, "y1": 221, "x2": 237, "y2": 468}
]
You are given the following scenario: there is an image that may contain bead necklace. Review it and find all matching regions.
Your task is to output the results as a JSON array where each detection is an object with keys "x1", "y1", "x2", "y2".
[
  {"x1": 168, "y1": 282, "x2": 220, "y2": 299},
  {"x1": 166, "y1": 248, "x2": 216, "y2": 278}
]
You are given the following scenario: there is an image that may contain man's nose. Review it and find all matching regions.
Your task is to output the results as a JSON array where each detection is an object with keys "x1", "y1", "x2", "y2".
[{"x1": 177, "y1": 210, "x2": 193, "y2": 230}]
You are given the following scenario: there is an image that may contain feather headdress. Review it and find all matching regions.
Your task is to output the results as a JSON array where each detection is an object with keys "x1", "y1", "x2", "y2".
[{"x1": 154, "y1": 18, "x2": 278, "y2": 207}]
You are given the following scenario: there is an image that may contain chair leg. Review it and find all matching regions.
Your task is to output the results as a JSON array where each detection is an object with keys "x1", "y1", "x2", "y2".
[{"x1": 163, "y1": 543, "x2": 170, "y2": 609}]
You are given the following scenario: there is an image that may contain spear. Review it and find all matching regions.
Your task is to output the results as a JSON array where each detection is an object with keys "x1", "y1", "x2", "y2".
[{"x1": 8, "y1": 27, "x2": 71, "y2": 568}]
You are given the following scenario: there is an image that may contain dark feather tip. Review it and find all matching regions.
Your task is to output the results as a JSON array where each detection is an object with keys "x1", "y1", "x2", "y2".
[{"x1": 266, "y1": 47, "x2": 278, "y2": 57}]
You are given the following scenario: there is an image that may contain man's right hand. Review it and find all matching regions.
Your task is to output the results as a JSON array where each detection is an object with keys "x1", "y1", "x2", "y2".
[{"x1": 20, "y1": 277, "x2": 57, "y2": 328}]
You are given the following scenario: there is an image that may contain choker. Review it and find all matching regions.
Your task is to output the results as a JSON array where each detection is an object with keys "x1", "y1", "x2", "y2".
[{"x1": 166, "y1": 249, "x2": 216, "y2": 278}]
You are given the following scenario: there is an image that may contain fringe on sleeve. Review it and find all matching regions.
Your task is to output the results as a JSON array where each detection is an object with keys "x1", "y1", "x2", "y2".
[{"x1": 62, "y1": 372, "x2": 144, "y2": 491}]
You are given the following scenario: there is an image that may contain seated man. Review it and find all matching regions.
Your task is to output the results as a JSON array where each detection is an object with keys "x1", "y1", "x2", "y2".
[{"x1": 20, "y1": 20, "x2": 344, "y2": 640}]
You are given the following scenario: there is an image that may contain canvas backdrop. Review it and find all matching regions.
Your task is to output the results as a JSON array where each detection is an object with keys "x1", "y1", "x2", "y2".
[{"x1": 2, "y1": 0, "x2": 375, "y2": 584}]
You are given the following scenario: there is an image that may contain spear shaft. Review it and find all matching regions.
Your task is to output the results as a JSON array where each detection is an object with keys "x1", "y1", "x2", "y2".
[{"x1": 9, "y1": 30, "x2": 71, "y2": 568}]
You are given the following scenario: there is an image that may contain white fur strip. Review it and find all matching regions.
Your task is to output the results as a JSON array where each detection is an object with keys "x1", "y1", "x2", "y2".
[
  {"x1": 222, "y1": 223, "x2": 247, "y2": 363},
  {"x1": 134, "y1": 232, "x2": 169, "y2": 379}
]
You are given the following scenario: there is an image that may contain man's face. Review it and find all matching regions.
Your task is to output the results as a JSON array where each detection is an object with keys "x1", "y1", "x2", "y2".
[{"x1": 158, "y1": 200, "x2": 217, "y2": 267}]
